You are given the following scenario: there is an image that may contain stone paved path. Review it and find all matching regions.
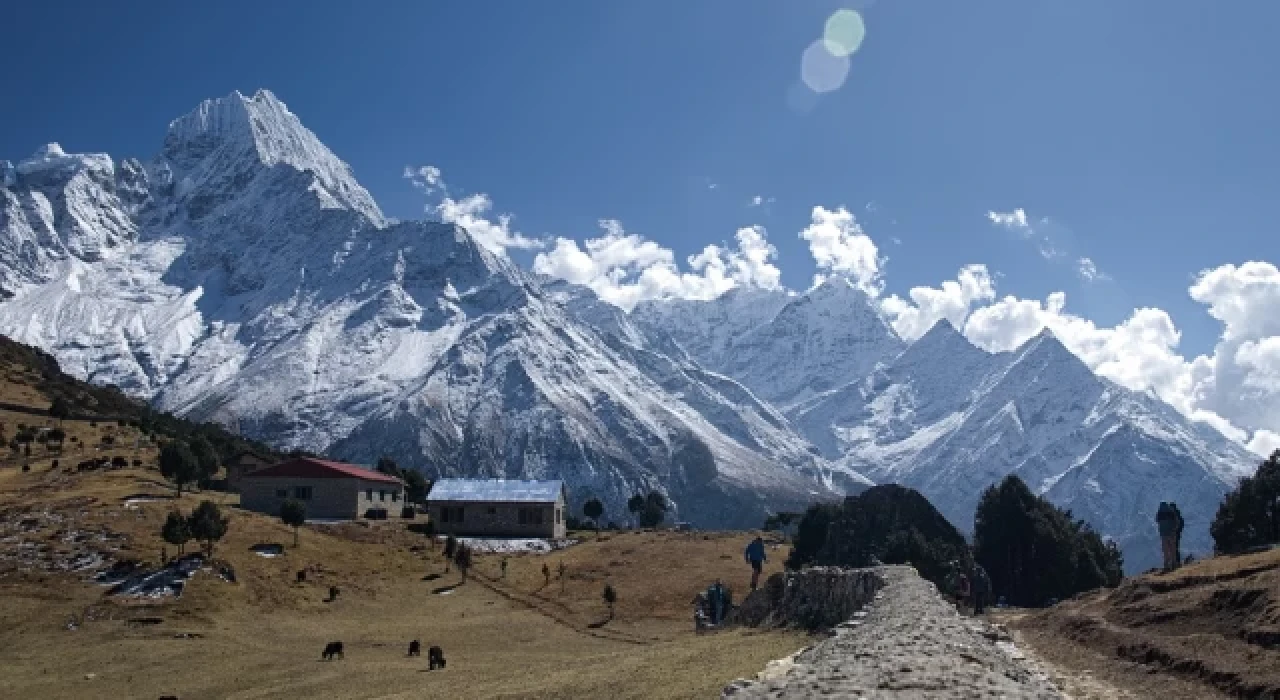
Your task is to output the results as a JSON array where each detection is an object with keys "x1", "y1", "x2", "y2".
[{"x1": 723, "y1": 567, "x2": 1066, "y2": 699}]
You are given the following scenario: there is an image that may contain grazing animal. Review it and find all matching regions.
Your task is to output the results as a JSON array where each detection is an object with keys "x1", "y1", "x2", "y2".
[
  {"x1": 428, "y1": 645, "x2": 446, "y2": 670},
  {"x1": 408, "y1": 639, "x2": 421, "y2": 656},
  {"x1": 322, "y1": 641, "x2": 344, "y2": 660},
  {"x1": 296, "y1": 570, "x2": 306, "y2": 583}
]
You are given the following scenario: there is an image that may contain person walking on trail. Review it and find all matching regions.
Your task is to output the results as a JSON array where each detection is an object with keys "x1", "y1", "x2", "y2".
[
  {"x1": 708, "y1": 579, "x2": 728, "y2": 625},
  {"x1": 1157, "y1": 501, "x2": 1179, "y2": 571},
  {"x1": 956, "y1": 570, "x2": 971, "y2": 614},
  {"x1": 971, "y1": 564, "x2": 991, "y2": 615},
  {"x1": 744, "y1": 536, "x2": 767, "y2": 590}
]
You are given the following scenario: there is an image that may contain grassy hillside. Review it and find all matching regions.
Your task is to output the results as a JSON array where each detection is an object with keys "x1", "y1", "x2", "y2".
[
  {"x1": 0, "y1": 335, "x2": 807, "y2": 699},
  {"x1": 1008, "y1": 548, "x2": 1280, "y2": 699}
]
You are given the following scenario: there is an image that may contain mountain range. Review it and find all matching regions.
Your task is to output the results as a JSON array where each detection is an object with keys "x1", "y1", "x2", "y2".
[{"x1": 0, "y1": 90, "x2": 1256, "y2": 570}]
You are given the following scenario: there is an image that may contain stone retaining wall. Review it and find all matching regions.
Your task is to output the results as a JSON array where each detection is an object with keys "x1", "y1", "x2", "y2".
[{"x1": 729, "y1": 566, "x2": 886, "y2": 631}]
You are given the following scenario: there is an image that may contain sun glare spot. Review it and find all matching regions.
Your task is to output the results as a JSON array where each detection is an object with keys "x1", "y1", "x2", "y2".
[
  {"x1": 823, "y1": 9, "x2": 867, "y2": 58},
  {"x1": 801, "y1": 39, "x2": 851, "y2": 94}
]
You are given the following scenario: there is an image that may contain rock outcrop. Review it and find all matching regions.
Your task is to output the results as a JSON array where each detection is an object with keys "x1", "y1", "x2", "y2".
[{"x1": 724, "y1": 566, "x2": 1066, "y2": 699}]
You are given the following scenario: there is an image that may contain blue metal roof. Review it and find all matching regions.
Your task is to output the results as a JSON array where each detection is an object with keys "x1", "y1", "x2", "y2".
[{"x1": 427, "y1": 479, "x2": 565, "y2": 503}]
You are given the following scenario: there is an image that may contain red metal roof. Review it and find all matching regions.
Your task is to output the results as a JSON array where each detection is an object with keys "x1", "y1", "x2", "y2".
[{"x1": 242, "y1": 457, "x2": 404, "y2": 485}]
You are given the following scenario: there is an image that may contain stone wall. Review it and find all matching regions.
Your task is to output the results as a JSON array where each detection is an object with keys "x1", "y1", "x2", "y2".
[{"x1": 728, "y1": 566, "x2": 886, "y2": 631}]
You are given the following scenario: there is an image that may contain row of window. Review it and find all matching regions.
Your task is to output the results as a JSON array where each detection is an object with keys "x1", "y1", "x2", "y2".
[
  {"x1": 271, "y1": 486, "x2": 399, "y2": 502},
  {"x1": 437, "y1": 506, "x2": 562, "y2": 525}
]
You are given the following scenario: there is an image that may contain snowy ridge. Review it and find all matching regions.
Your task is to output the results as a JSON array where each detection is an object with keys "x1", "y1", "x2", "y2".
[
  {"x1": 0, "y1": 91, "x2": 844, "y2": 527},
  {"x1": 0, "y1": 90, "x2": 1257, "y2": 554},
  {"x1": 793, "y1": 321, "x2": 1254, "y2": 572}
]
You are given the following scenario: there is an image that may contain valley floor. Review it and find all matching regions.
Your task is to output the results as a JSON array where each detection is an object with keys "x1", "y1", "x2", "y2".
[{"x1": 0, "y1": 454, "x2": 805, "y2": 699}]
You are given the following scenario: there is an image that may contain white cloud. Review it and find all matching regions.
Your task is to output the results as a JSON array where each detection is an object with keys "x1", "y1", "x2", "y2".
[
  {"x1": 1077, "y1": 257, "x2": 1108, "y2": 283},
  {"x1": 948, "y1": 261, "x2": 1280, "y2": 457},
  {"x1": 533, "y1": 221, "x2": 782, "y2": 311},
  {"x1": 987, "y1": 208, "x2": 1030, "y2": 230},
  {"x1": 799, "y1": 206, "x2": 883, "y2": 294},
  {"x1": 405, "y1": 165, "x2": 543, "y2": 255},
  {"x1": 880, "y1": 264, "x2": 996, "y2": 341},
  {"x1": 748, "y1": 195, "x2": 775, "y2": 208}
]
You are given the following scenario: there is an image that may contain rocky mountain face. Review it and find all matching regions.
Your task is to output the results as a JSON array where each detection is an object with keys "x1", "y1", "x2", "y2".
[
  {"x1": 0, "y1": 90, "x2": 841, "y2": 527},
  {"x1": 0, "y1": 90, "x2": 1257, "y2": 564},
  {"x1": 633, "y1": 278, "x2": 905, "y2": 411},
  {"x1": 788, "y1": 321, "x2": 1256, "y2": 572}
]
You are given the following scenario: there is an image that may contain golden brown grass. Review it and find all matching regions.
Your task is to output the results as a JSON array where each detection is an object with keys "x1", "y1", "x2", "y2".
[{"x1": 0, "y1": 456, "x2": 805, "y2": 699}]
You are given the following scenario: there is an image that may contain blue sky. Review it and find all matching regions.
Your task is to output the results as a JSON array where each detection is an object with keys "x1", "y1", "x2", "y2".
[{"x1": 5, "y1": 0, "x2": 1277, "y2": 365}]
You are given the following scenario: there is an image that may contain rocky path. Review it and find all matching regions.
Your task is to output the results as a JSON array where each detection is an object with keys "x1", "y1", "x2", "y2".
[{"x1": 723, "y1": 567, "x2": 1067, "y2": 699}]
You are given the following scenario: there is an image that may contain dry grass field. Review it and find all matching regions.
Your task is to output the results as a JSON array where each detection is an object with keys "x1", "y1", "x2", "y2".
[{"x1": 0, "y1": 413, "x2": 806, "y2": 699}]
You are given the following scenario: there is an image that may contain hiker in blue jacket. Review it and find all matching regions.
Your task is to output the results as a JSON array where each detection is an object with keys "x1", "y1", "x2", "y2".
[{"x1": 745, "y1": 536, "x2": 767, "y2": 590}]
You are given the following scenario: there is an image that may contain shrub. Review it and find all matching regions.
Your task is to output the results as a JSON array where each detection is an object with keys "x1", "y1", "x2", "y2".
[
  {"x1": 21, "y1": 464, "x2": 29, "y2": 473},
  {"x1": 110, "y1": 456, "x2": 128, "y2": 468},
  {"x1": 160, "y1": 442, "x2": 201, "y2": 496},
  {"x1": 639, "y1": 491, "x2": 668, "y2": 528},
  {"x1": 583, "y1": 498, "x2": 604, "y2": 530},
  {"x1": 187, "y1": 501, "x2": 229, "y2": 556},
  {"x1": 786, "y1": 484, "x2": 969, "y2": 591},
  {"x1": 1211, "y1": 450, "x2": 1280, "y2": 555},
  {"x1": 132, "y1": 459, "x2": 142, "y2": 467},
  {"x1": 974, "y1": 475, "x2": 1123, "y2": 607},
  {"x1": 51, "y1": 459, "x2": 58, "y2": 468},
  {"x1": 400, "y1": 506, "x2": 416, "y2": 519},
  {"x1": 280, "y1": 499, "x2": 307, "y2": 547},
  {"x1": 162, "y1": 510, "x2": 192, "y2": 554}
]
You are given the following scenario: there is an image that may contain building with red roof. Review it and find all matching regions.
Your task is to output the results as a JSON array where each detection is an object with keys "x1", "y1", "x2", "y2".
[{"x1": 239, "y1": 456, "x2": 406, "y2": 520}]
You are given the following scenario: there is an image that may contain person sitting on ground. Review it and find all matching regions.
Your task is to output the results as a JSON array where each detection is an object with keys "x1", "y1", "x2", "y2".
[{"x1": 744, "y1": 536, "x2": 767, "y2": 591}]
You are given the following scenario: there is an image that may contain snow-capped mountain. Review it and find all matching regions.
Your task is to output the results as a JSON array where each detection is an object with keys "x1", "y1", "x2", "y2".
[
  {"x1": 633, "y1": 277, "x2": 905, "y2": 411},
  {"x1": 0, "y1": 89, "x2": 1257, "y2": 561},
  {"x1": 0, "y1": 89, "x2": 839, "y2": 526},
  {"x1": 792, "y1": 320, "x2": 1256, "y2": 572}
]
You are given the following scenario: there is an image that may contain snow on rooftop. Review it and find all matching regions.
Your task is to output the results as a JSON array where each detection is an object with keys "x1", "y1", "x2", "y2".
[{"x1": 427, "y1": 479, "x2": 565, "y2": 503}]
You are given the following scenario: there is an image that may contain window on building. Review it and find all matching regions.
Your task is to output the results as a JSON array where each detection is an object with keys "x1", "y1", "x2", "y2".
[
  {"x1": 379, "y1": 490, "x2": 386, "y2": 502},
  {"x1": 440, "y1": 507, "x2": 450, "y2": 523},
  {"x1": 367, "y1": 488, "x2": 373, "y2": 500},
  {"x1": 294, "y1": 486, "x2": 313, "y2": 500},
  {"x1": 555, "y1": 509, "x2": 561, "y2": 524},
  {"x1": 275, "y1": 489, "x2": 287, "y2": 499},
  {"x1": 391, "y1": 492, "x2": 399, "y2": 502},
  {"x1": 453, "y1": 506, "x2": 464, "y2": 522}
]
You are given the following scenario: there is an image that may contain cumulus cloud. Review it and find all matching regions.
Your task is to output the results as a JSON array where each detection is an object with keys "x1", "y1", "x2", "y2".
[
  {"x1": 799, "y1": 206, "x2": 883, "y2": 293},
  {"x1": 987, "y1": 208, "x2": 1030, "y2": 230},
  {"x1": 946, "y1": 261, "x2": 1280, "y2": 456},
  {"x1": 532, "y1": 221, "x2": 782, "y2": 311},
  {"x1": 880, "y1": 264, "x2": 996, "y2": 341},
  {"x1": 404, "y1": 165, "x2": 544, "y2": 255},
  {"x1": 748, "y1": 195, "x2": 776, "y2": 208}
]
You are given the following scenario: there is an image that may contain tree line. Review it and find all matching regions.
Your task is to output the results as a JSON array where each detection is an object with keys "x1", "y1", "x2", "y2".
[{"x1": 784, "y1": 449, "x2": 1280, "y2": 607}]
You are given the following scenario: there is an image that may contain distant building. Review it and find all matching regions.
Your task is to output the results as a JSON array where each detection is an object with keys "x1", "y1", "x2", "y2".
[
  {"x1": 426, "y1": 479, "x2": 567, "y2": 538},
  {"x1": 224, "y1": 450, "x2": 274, "y2": 492},
  {"x1": 239, "y1": 456, "x2": 405, "y2": 520}
]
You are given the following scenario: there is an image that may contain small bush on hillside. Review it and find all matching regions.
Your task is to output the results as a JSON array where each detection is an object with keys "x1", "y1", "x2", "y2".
[
  {"x1": 162, "y1": 510, "x2": 192, "y2": 555},
  {"x1": 1211, "y1": 450, "x2": 1280, "y2": 555},
  {"x1": 638, "y1": 491, "x2": 668, "y2": 528},
  {"x1": 188, "y1": 501, "x2": 229, "y2": 556},
  {"x1": 974, "y1": 475, "x2": 1123, "y2": 607},
  {"x1": 110, "y1": 456, "x2": 128, "y2": 468},
  {"x1": 787, "y1": 484, "x2": 969, "y2": 589},
  {"x1": 602, "y1": 583, "x2": 617, "y2": 619},
  {"x1": 160, "y1": 442, "x2": 200, "y2": 496},
  {"x1": 280, "y1": 499, "x2": 307, "y2": 548},
  {"x1": 583, "y1": 498, "x2": 604, "y2": 531}
]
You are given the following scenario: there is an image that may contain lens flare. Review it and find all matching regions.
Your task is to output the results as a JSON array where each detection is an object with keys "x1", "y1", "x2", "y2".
[
  {"x1": 801, "y1": 39, "x2": 851, "y2": 94},
  {"x1": 823, "y1": 9, "x2": 866, "y2": 58}
]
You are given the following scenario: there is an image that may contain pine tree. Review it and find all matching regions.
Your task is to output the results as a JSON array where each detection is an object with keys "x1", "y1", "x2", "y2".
[
  {"x1": 1211, "y1": 450, "x2": 1280, "y2": 554},
  {"x1": 161, "y1": 511, "x2": 192, "y2": 555}
]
